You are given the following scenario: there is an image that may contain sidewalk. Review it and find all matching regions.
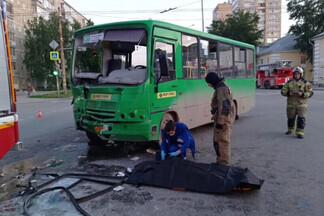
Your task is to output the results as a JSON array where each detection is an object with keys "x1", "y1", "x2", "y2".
[
  {"x1": 16, "y1": 90, "x2": 68, "y2": 104},
  {"x1": 16, "y1": 90, "x2": 57, "y2": 97}
]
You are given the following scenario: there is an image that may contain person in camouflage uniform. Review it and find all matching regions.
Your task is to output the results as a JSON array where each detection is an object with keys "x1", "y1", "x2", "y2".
[
  {"x1": 205, "y1": 72, "x2": 235, "y2": 166},
  {"x1": 281, "y1": 67, "x2": 313, "y2": 139}
]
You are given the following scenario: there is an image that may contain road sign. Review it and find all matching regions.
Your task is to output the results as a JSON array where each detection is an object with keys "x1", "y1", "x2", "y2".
[
  {"x1": 49, "y1": 40, "x2": 59, "y2": 50},
  {"x1": 50, "y1": 51, "x2": 59, "y2": 60}
]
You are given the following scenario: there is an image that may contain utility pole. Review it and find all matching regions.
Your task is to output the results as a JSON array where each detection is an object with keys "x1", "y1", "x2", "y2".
[
  {"x1": 58, "y1": 4, "x2": 67, "y2": 94},
  {"x1": 201, "y1": 0, "x2": 204, "y2": 32}
]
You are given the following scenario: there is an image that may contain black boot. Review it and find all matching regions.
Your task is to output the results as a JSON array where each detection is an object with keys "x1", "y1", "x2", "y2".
[{"x1": 297, "y1": 134, "x2": 304, "y2": 139}]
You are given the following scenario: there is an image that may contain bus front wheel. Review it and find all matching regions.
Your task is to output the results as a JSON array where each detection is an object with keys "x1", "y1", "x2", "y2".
[{"x1": 158, "y1": 113, "x2": 174, "y2": 145}]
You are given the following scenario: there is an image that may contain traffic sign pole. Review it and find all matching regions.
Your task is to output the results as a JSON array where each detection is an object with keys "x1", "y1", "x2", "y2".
[{"x1": 56, "y1": 75, "x2": 60, "y2": 98}]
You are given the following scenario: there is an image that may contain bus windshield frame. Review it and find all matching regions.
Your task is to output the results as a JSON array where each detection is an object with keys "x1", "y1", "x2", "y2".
[{"x1": 72, "y1": 28, "x2": 148, "y2": 86}]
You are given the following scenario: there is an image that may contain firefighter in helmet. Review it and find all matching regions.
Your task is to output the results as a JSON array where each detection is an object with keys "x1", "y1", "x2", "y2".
[
  {"x1": 205, "y1": 72, "x2": 235, "y2": 165},
  {"x1": 281, "y1": 67, "x2": 313, "y2": 139}
]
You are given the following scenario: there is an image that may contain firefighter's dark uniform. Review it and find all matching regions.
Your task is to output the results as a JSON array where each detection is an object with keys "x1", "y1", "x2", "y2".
[
  {"x1": 206, "y1": 73, "x2": 235, "y2": 166},
  {"x1": 281, "y1": 69, "x2": 313, "y2": 138}
]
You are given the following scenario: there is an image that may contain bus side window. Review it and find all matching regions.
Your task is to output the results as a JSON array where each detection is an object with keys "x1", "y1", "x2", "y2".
[
  {"x1": 247, "y1": 49, "x2": 254, "y2": 78},
  {"x1": 219, "y1": 42, "x2": 233, "y2": 78},
  {"x1": 200, "y1": 39, "x2": 218, "y2": 78},
  {"x1": 154, "y1": 41, "x2": 175, "y2": 83},
  {"x1": 234, "y1": 46, "x2": 246, "y2": 78},
  {"x1": 182, "y1": 34, "x2": 199, "y2": 79}
]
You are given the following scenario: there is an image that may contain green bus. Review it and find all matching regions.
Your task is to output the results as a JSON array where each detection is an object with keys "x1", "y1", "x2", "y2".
[{"x1": 70, "y1": 20, "x2": 255, "y2": 145}]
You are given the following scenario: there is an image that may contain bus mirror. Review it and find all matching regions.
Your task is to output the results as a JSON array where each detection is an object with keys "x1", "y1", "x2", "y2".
[{"x1": 159, "y1": 52, "x2": 169, "y2": 77}]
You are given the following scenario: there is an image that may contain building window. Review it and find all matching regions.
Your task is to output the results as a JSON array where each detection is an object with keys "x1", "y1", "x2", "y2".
[
  {"x1": 12, "y1": 62, "x2": 16, "y2": 71},
  {"x1": 10, "y1": 47, "x2": 15, "y2": 56},
  {"x1": 9, "y1": 32, "x2": 15, "y2": 40}
]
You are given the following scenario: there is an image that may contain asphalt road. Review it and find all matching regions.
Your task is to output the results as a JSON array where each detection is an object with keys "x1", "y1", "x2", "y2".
[
  {"x1": 0, "y1": 89, "x2": 324, "y2": 216},
  {"x1": 0, "y1": 94, "x2": 75, "y2": 165}
]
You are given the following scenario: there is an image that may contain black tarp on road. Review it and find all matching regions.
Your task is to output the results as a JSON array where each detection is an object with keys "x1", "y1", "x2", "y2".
[{"x1": 127, "y1": 158, "x2": 264, "y2": 193}]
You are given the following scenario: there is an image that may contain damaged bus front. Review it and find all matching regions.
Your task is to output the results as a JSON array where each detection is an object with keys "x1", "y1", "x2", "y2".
[{"x1": 71, "y1": 23, "x2": 162, "y2": 144}]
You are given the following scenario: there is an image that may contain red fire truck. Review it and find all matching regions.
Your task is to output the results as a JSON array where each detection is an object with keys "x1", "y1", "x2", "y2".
[
  {"x1": 256, "y1": 60, "x2": 294, "y2": 89},
  {"x1": 0, "y1": 0, "x2": 20, "y2": 159}
]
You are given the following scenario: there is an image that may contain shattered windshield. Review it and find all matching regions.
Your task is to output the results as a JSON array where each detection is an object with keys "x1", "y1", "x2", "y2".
[{"x1": 72, "y1": 28, "x2": 147, "y2": 85}]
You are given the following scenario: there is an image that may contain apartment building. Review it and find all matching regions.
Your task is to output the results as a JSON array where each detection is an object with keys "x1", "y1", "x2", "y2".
[
  {"x1": 3, "y1": 0, "x2": 87, "y2": 90},
  {"x1": 213, "y1": 2, "x2": 232, "y2": 21},
  {"x1": 231, "y1": 0, "x2": 281, "y2": 44},
  {"x1": 213, "y1": 0, "x2": 281, "y2": 45}
]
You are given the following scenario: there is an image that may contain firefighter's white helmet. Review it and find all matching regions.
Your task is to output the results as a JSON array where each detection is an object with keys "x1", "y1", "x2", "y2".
[{"x1": 293, "y1": 67, "x2": 303, "y2": 75}]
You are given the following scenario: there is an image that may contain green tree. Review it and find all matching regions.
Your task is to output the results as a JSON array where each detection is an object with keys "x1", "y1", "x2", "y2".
[
  {"x1": 207, "y1": 10, "x2": 263, "y2": 47},
  {"x1": 24, "y1": 16, "x2": 50, "y2": 83},
  {"x1": 86, "y1": 19, "x2": 94, "y2": 26},
  {"x1": 287, "y1": 0, "x2": 324, "y2": 61},
  {"x1": 24, "y1": 12, "x2": 81, "y2": 84}
]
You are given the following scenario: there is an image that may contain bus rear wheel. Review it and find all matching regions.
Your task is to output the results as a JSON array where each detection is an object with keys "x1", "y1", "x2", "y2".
[
  {"x1": 86, "y1": 131, "x2": 108, "y2": 146},
  {"x1": 158, "y1": 113, "x2": 174, "y2": 145}
]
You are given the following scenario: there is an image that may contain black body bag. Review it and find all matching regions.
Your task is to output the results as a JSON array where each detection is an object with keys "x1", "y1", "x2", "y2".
[{"x1": 126, "y1": 158, "x2": 263, "y2": 193}]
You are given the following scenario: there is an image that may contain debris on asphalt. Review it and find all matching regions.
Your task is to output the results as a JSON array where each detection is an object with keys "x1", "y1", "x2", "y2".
[
  {"x1": 130, "y1": 156, "x2": 140, "y2": 161},
  {"x1": 50, "y1": 160, "x2": 63, "y2": 167},
  {"x1": 116, "y1": 172, "x2": 125, "y2": 177},
  {"x1": 113, "y1": 185, "x2": 124, "y2": 192},
  {"x1": 146, "y1": 148, "x2": 157, "y2": 154}
]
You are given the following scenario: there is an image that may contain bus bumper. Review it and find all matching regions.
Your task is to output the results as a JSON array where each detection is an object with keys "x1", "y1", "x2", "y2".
[{"x1": 79, "y1": 118, "x2": 156, "y2": 142}]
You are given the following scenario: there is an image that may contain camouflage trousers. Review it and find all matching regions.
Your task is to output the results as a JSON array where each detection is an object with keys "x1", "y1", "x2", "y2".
[{"x1": 286, "y1": 106, "x2": 307, "y2": 136}]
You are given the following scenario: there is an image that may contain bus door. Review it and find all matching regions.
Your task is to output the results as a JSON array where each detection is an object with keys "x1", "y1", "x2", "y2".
[{"x1": 152, "y1": 38, "x2": 178, "y2": 110}]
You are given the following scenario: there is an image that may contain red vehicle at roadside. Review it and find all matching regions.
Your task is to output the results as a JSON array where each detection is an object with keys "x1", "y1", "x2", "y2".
[
  {"x1": 0, "y1": 1, "x2": 20, "y2": 159},
  {"x1": 256, "y1": 60, "x2": 293, "y2": 89}
]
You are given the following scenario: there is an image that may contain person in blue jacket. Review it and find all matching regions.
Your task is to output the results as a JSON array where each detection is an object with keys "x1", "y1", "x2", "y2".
[{"x1": 156, "y1": 120, "x2": 195, "y2": 160}]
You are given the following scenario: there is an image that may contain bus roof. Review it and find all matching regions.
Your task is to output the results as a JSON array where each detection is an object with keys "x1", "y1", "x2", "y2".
[{"x1": 75, "y1": 20, "x2": 255, "y2": 50}]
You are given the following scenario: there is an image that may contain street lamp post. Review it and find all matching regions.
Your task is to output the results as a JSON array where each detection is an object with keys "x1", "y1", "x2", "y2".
[
  {"x1": 58, "y1": 4, "x2": 67, "y2": 95},
  {"x1": 201, "y1": 0, "x2": 204, "y2": 32}
]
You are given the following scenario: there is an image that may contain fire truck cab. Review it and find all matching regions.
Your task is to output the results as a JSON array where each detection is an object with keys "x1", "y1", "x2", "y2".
[{"x1": 256, "y1": 60, "x2": 294, "y2": 89}]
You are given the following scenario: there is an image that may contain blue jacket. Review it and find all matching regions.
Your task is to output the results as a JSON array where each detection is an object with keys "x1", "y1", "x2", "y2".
[{"x1": 160, "y1": 122, "x2": 195, "y2": 158}]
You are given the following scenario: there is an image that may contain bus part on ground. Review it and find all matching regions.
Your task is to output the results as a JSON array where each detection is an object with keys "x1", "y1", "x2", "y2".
[
  {"x1": 70, "y1": 20, "x2": 256, "y2": 145},
  {"x1": 256, "y1": 60, "x2": 293, "y2": 89},
  {"x1": 0, "y1": 0, "x2": 20, "y2": 159}
]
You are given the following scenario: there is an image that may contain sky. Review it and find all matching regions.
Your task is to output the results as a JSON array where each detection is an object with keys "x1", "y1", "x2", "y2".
[{"x1": 64, "y1": 0, "x2": 294, "y2": 37}]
